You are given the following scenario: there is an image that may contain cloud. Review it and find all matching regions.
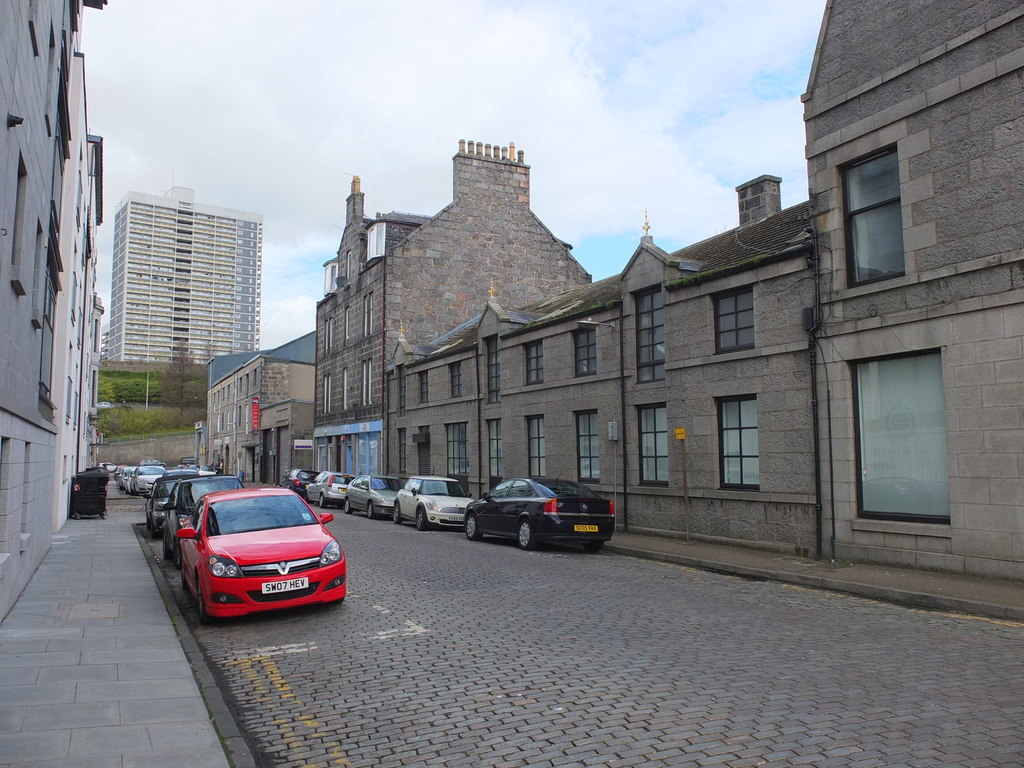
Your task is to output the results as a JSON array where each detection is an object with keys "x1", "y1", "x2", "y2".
[{"x1": 84, "y1": 0, "x2": 826, "y2": 348}]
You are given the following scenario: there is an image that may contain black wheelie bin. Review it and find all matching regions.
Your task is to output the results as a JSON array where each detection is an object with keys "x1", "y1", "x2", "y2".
[{"x1": 70, "y1": 467, "x2": 109, "y2": 519}]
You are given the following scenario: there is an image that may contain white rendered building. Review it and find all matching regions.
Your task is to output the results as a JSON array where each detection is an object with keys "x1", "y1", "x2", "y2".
[{"x1": 107, "y1": 187, "x2": 262, "y2": 361}]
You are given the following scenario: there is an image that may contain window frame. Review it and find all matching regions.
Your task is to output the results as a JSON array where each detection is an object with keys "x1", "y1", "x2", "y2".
[
  {"x1": 638, "y1": 404, "x2": 668, "y2": 485},
  {"x1": 361, "y1": 360, "x2": 371, "y2": 406},
  {"x1": 526, "y1": 415, "x2": 546, "y2": 477},
  {"x1": 843, "y1": 146, "x2": 905, "y2": 286},
  {"x1": 449, "y1": 361, "x2": 462, "y2": 398},
  {"x1": 576, "y1": 410, "x2": 600, "y2": 482},
  {"x1": 446, "y1": 422, "x2": 469, "y2": 476},
  {"x1": 525, "y1": 340, "x2": 544, "y2": 385},
  {"x1": 853, "y1": 350, "x2": 950, "y2": 524},
  {"x1": 714, "y1": 286, "x2": 754, "y2": 353},
  {"x1": 635, "y1": 288, "x2": 665, "y2": 382},
  {"x1": 486, "y1": 336, "x2": 501, "y2": 403},
  {"x1": 487, "y1": 418, "x2": 502, "y2": 481},
  {"x1": 418, "y1": 370, "x2": 429, "y2": 404},
  {"x1": 574, "y1": 328, "x2": 597, "y2": 377},
  {"x1": 718, "y1": 395, "x2": 759, "y2": 490},
  {"x1": 397, "y1": 367, "x2": 407, "y2": 415}
]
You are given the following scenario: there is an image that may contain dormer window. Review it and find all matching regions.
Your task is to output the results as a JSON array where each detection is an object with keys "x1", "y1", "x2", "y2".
[{"x1": 367, "y1": 223, "x2": 386, "y2": 260}]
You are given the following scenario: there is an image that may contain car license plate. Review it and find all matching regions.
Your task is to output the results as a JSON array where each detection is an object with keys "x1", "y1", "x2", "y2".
[
  {"x1": 574, "y1": 524, "x2": 599, "y2": 533},
  {"x1": 445, "y1": 515, "x2": 463, "y2": 522},
  {"x1": 262, "y1": 577, "x2": 309, "y2": 594}
]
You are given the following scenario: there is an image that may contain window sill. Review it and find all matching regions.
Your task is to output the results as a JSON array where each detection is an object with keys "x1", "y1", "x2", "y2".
[{"x1": 852, "y1": 518, "x2": 950, "y2": 538}]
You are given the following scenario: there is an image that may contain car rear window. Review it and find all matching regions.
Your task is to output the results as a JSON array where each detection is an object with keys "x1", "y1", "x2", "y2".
[
  {"x1": 371, "y1": 477, "x2": 403, "y2": 491},
  {"x1": 533, "y1": 479, "x2": 597, "y2": 497},
  {"x1": 207, "y1": 494, "x2": 319, "y2": 535},
  {"x1": 139, "y1": 466, "x2": 165, "y2": 476},
  {"x1": 188, "y1": 476, "x2": 244, "y2": 499},
  {"x1": 296, "y1": 470, "x2": 315, "y2": 480}
]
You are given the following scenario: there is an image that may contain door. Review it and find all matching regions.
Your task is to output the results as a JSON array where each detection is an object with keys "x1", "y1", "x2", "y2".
[{"x1": 477, "y1": 479, "x2": 512, "y2": 535}]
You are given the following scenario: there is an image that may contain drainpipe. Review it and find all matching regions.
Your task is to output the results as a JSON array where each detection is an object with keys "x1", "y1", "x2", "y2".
[
  {"x1": 475, "y1": 343, "x2": 483, "y2": 499},
  {"x1": 618, "y1": 301, "x2": 628, "y2": 531}
]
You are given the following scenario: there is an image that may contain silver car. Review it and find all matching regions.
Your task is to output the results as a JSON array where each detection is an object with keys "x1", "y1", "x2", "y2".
[
  {"x1": 131, "y1": 465, "x2": 165, "y2": 496},
  {"x1": 306, "y1": 471, "x2": 355, "y2": 509},
  {"x1": 394, "y1": 476, "x2": 473, "y2": 531},
  {"x1": 343, "y1": 474, "x2": 403, "y2": 519}
]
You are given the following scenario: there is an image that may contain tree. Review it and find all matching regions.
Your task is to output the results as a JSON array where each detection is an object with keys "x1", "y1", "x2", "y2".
[{"x1": 161, "y1": 341, "x2": 206, "y2": 413}]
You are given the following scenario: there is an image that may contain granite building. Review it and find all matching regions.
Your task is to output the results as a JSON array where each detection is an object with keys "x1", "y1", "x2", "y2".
[
  {"x1": 804, "y1": 0, "x2": 1024, "y2": 578},
  {"x1": 314, "y1": 141, "x2": 591, "y2": 475},
  {"x1": 0, "y1": 0, "x2": 106, "y2": 620}
]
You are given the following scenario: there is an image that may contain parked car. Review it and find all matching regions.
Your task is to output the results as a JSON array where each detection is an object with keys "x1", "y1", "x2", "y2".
[
  {"x1": 197, "y1": 465, "x2": 218, "y2": 476},
  {"x1": 99, "y1": 462, "x2": 118, "y2": 474},
  {"x1": 464, "y1": 477, "x2": 615, "y2": 552},
  {"x1": 176, "y1": 487, "x2": 346, "y2": 623},
  {"x1": 96, "y1": 401, "x2": 114, "y2": 409},
  {"x1": 161, "y1": 474, "x2": 245, "y2": 567},
  {"x1": 144, "y1": 470, "x2": 199, "y2": 538},
  {"x1": 130, "y1": 464, "x2": 166, "y2": 496},
  {"x1": 344, "y1": 474, "x2": 404, "y2": 519},
  {"x1": 306, "y1": 472, "x2": 355, "y2": 509},
  {"x1": 139, "y1": 458, "x2": 165, "y2": 467},
  {"x1": 281, "y1": 469, "x2": 316, "y2": 499},
  {"x1": 394, "y1": 475, "x2": 473, "y2": 530},
  {"x1": 117, "y1": 465, "x2": 137, "y2": 491}
]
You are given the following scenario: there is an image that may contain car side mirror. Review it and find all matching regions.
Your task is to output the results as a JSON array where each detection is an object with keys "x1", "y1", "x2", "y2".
[
  {"x1": 319, "y1": 512, "x2": 335, "y2": 524},
  {"x1": 175, "y1": 526, "x2": 197, "y2": 540},
  {"x1": 160, "y1": 499, "x2": 173, "y2": 510}
]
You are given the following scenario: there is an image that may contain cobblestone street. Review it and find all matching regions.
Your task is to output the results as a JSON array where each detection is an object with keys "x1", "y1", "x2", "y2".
[{"x1": 145, "y1": 509, "x2": 1024, "y2": 768}]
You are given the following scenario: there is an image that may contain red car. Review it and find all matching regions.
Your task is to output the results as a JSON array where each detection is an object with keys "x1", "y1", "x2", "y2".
[{"x1": 176, "y1": 487, "x2": 347, "y2": 622}]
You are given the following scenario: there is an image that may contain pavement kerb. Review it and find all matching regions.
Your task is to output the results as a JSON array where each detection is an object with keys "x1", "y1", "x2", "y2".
[
  {"x1": 603, "y1": 542, "x2": 1024, "y2": 623},
  {"x1": 131, "y1": 519, "x2": 258, "y2": 768}
]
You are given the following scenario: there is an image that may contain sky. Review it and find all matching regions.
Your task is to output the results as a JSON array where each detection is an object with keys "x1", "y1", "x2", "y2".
[{"x1": 84, "y1": 0, "x2": 827, "y2": 349}]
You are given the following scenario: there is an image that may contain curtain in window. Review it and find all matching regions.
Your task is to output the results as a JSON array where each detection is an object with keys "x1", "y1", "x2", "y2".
[{"x1": 857, "y1": 353, "x2": 949, "y2": 519}]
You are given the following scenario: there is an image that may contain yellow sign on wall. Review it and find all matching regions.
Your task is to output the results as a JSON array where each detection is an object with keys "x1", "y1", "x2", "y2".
[{"x1": 675, "y1": 427, "x2": 686, "y2": 440}]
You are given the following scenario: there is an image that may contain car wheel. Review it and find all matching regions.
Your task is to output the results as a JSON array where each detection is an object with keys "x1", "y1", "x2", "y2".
[
  {"x1": 366, "y1": 501, "x2": 375, "y2": 520},
  {"x1": 173, "y1": 539, "x2": 182, "y2": 570},
  {"x1": 465, "y1": 514, "x2": 482, "y2": 541},
  {"x1": 343, "y1": 499, "x2": 353, "y2": 515},
  {"x1": 318, "y1": 493, "x2": 327, "y2": 508},
  {"x1": 415, "y1": 507, "x2": 429, "y2": 532},
  {"x1": 393, "y1": 505, "x2": 402, "y2": 525},
  {"x1": 150, "y1": 520, "x2": 161, "y2": 540},
  {"x1": 195, "y1": 573, "x2": 212, "y2": 625},
  {"x1": 517, "y1": 519, "x2": 538, "y2": 550},
  {"x1": 582, "y1": 541, "x2": 604, "y2": 553},
  {"x1": 162, "y1": 528, "x2": 172, "y2": 559}
]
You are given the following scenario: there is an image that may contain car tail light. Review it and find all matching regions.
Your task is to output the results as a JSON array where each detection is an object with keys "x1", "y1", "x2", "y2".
[
  {"x1": 542, "y1": 498, "x2": 559, "y2": 515},
  {"x1": 608, "y1": 499, "x2": 616, "y2": 516},
  {"x1": 292, "y1": 479, "x2": 301, "y2": 487}
]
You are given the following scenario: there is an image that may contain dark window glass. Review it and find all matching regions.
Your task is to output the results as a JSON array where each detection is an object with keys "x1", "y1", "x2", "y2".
[
  {"x1": 639, "y1": 404, "x2": 668, "y2": 484},
  {"x1": 844, "y1": 148, "x2": 904, "y2": 285},
  {"x1": 574, "y1": 329, "x2": 596, "y2": 376},
  {"x1": 418, "y1": 371, "x2": 428, "y2": 404},
  {"x1": 446, "y1": 422, "x2": 469, "y2": 476},
  {"x1": 527, "y1": 416, "x2": 545, "y2": 476},
  {"x1": 525, "y1": 341, "x2": 543, "y2": 385},
  {"x1": 398, "y1": 368, "x2": 406, "y2": 415},
  {"x1": 636, "y1": 289, "x2": 665, "y2": 382},
  {"x1": 449, "y1": 361, "x2": 462, "y2": 398},
  {"x1": 486, "y1": 336, "x2": 501, "y2": 403},
  {"x1": 715, "y1": 287, "x2": 754, "y2": 352},
  {"x1": 576, "y1": 410, "x2": 600, "y2": 481},
  {"x1": 719, "y1": 396, "x2": 759, "y2": 489}
]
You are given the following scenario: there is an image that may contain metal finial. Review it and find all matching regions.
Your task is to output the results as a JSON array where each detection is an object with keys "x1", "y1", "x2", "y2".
[
  {"x1": 488, "y1": 281, "x2": 496, "y2": 298},
  {"x1": 642, "y1": 209, "x2": 651, "y2": 236}
]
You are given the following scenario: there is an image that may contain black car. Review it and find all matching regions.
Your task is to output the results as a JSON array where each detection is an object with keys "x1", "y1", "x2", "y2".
[
  {"x1": 161, "y1": 474, "x2": 244, "y2": 567},
  {"x1": 464, "y1": 477, "x2": 615, "y2": 552},
  {"x1": 144, "y1": 469, "x2": 198, "y2": 538},
  {"x1": 281, "y1": 468, "x2": 316, "y2": 499}
]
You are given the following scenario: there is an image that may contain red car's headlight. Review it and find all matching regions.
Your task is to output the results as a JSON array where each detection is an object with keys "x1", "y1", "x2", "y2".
[
  {"x1": 320, "y1": 540, "x2": 342, "y2": 565},
  {"x1": 207, "y1": 555, "x2": 242, "y2": 578}
]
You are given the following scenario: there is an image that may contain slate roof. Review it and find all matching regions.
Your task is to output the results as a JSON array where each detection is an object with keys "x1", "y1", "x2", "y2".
[{"x1": 666, "y1": 201, "x2": 812, "y2": 274}]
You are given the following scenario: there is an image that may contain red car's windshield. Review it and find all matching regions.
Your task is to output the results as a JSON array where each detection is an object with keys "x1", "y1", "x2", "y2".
[{"x1": 206, "y1": 495, "x2": 321, "y2": 536}]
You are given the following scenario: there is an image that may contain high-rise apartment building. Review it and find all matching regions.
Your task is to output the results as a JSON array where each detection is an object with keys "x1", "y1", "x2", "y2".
[{"x1": 107, "y1": 187, "x2": 262, "y2": 361}]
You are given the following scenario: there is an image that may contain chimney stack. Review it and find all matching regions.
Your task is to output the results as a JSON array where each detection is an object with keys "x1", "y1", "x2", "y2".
[{"x1": 736, "y1": 175, "x2": 782, "y2": 227}]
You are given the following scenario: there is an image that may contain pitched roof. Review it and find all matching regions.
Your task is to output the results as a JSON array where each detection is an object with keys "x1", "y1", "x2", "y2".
[{"x1": 666, "y1": 201, "x2": 812, "y2": 273}]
